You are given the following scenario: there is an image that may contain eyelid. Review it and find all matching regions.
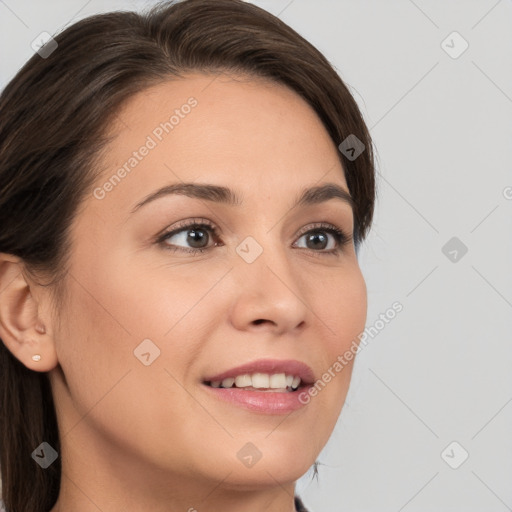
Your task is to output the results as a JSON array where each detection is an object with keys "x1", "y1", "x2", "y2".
[{"x1": 155, "y1": 217, "x2": 218, "y2": 241}]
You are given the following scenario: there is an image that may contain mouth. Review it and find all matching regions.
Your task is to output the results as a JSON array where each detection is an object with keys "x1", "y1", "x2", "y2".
[{"x1": 200, "y1": 359, "x2": 315, "y2": 414}]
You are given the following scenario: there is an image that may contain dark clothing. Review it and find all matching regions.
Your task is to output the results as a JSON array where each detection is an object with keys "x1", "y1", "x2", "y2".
[{"x1": 295, "y1": 495, "x2": 309, "y2": 512}]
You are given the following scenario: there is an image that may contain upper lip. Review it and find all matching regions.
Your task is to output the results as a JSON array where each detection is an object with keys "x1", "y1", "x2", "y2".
[{"x1": 203, "y1": 359, "x2": 315, "y2": 385}]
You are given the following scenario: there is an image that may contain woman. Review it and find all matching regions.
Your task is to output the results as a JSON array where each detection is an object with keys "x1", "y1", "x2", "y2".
[{"x1": 0, "y1": 0, "x2": 376, "y2": 510}]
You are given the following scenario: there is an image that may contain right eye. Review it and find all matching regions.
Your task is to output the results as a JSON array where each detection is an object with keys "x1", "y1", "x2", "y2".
[{"x1": 157, "y1": 219, "x2": 222, "y2": 254}]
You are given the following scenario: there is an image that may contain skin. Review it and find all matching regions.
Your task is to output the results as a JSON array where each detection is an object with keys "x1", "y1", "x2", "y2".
[{"x1": 0, "y1": 72, "x2": 367, "y2": 512}]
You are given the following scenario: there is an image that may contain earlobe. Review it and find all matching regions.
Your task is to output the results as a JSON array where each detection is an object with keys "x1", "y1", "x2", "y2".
[{"x1": 0, "y1": 253, "x2": 58, "y2": 372}]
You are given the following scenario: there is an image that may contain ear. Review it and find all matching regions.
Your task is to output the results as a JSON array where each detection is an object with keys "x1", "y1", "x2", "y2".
[{"x1": 0, "y1": 253, "x2": 58, "y2": 372}]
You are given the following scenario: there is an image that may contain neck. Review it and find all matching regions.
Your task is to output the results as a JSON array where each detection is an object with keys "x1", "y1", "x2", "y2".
[
  {"x1": 50, "y1": 427, "x2": 298, "y2": 512},
  {"x1": 51, "y1": 477, "x2": 298, "y2": 512}
]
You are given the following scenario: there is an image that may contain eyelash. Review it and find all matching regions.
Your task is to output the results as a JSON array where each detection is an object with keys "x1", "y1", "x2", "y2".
[{"x1": 156, "y1": 217, "x2": 352, "y2": 257}]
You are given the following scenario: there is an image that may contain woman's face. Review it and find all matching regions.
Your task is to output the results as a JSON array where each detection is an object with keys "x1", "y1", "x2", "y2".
[{"x1": 47, "y1": 73, "x2": 367, "y2": 500}]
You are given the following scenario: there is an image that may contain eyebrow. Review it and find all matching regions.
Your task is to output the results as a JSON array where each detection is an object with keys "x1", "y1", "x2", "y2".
[{"x1": 130, "y1": 181, "x2": 355, "y2": 213}]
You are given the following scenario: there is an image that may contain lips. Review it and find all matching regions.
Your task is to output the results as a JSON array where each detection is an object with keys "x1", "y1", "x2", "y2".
[
  {"x1": 201, "y1": 359, "x2": 316, "y2": 414},
  {"x1": 202, "y1": 358, "x2": 315, "y2": 386}
]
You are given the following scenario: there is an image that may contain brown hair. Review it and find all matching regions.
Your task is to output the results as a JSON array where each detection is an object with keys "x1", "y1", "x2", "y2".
[{"x1": 0, "y1": 0, "x2": 376, "y2": 510}]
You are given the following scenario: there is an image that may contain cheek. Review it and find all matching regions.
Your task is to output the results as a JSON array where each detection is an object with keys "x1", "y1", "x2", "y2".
[
  {"x1": 53, "y1": 274, "x2": 134, "y2": 402},
  {"x1": 58, "y1": 248, "x2": 228, "y2": 399},
  {"x1": 309, "y1": 266, "x2": 367, "y2": 412},
  {"x1": 82, "y1": 245, "x2": 227, "y2": 340},
  {"x1": 51, "y1": 263, "x2": 201, "y2": 461},
  {"x1": 319, "y1": 265, "x2": 367, "y2": 353}
]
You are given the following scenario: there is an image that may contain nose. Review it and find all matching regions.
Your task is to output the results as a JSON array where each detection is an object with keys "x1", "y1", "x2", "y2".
[{"x1": 228, "y1": 242, "x2": 309, "y2": 335}]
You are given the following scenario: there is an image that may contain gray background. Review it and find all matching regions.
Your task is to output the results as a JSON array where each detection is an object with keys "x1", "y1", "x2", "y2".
[{"x1": 1, "y1": 1, "x2": 511, "y2": 511}]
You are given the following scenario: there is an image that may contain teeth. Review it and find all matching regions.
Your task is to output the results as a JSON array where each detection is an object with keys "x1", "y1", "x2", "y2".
[
  {"x1": 252, "y1": 373, "x2": 269, "y2": 388},
  {"x1": 221, "y1": 377, "x2": 235, "y2": 388},
  {"x1": 209, "y1": 373, "x2": 302, "y2": 391},
  {"x1": 235, "y1": 374, "x2": 252, "y2": 387},
  {"x1": 269, "y1": 373, "x2": 287, "y2": 388}
]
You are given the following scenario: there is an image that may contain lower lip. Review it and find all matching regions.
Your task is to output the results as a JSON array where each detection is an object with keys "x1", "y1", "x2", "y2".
[{"x1": 202, "y1": 383, "x2": 312, "y2": 414}]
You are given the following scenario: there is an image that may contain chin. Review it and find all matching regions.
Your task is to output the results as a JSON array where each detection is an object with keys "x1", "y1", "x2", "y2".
[
  {"x1": 223, "y1": 440, "x2": 316, "y2": 487},
  {"x1": 216, "y1": 460, "x2": 312, "y2": 490}
]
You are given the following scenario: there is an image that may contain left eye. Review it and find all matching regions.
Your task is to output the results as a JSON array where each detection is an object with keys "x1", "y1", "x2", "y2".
[
  {"x1": 295, "y1": 230, "x2": 339, "y2": 251},
  {"x1": 158, "y1": 221, "x2": 350, "y2": 255}
]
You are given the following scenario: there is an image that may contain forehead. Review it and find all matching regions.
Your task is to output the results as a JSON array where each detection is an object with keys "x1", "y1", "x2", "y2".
[{"x1": 91, "y1": 72, "x2": 350, "y2": 214}]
